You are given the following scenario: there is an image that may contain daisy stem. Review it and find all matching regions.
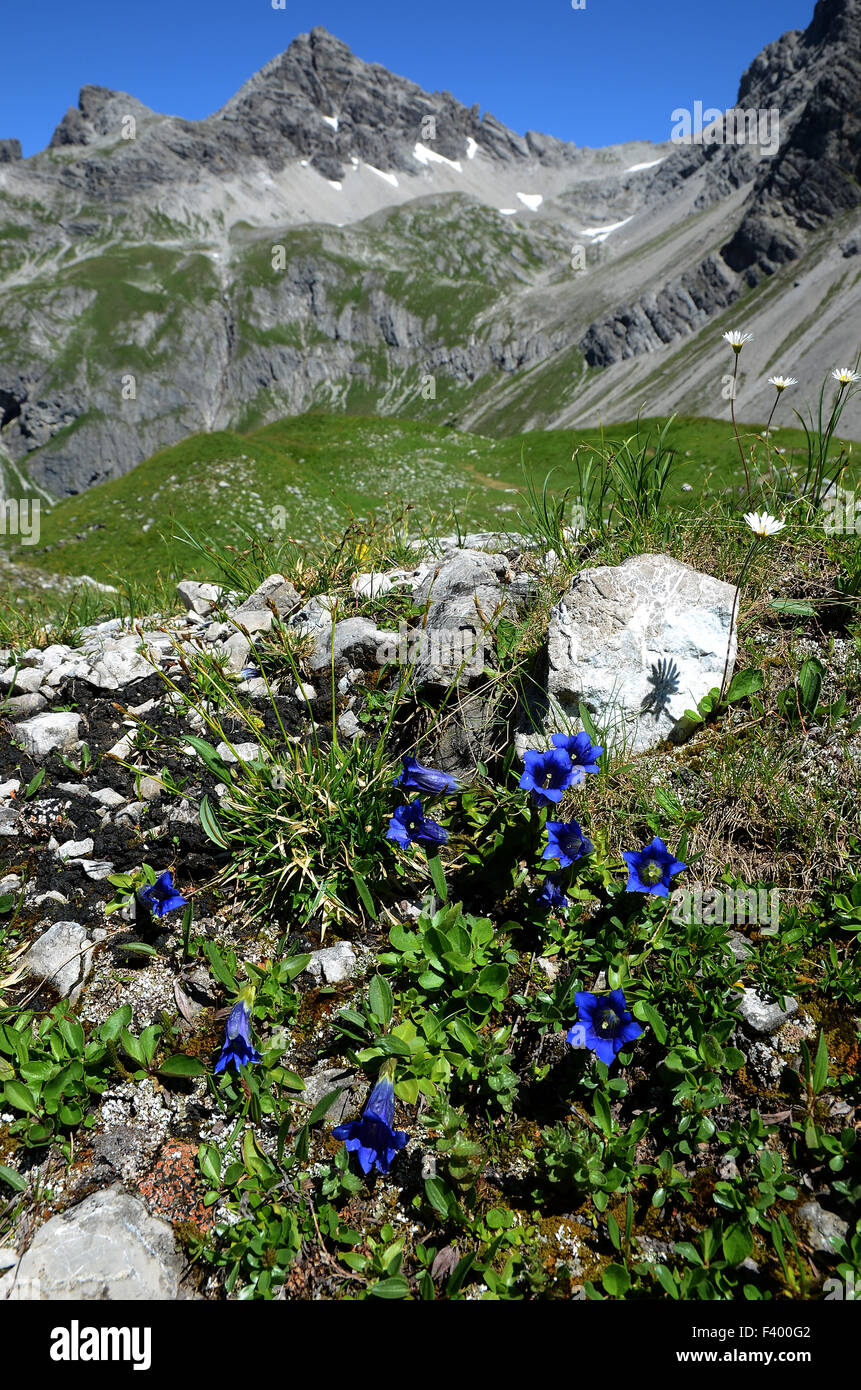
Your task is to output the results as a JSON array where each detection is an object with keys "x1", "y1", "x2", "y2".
[
  {"x1": 718, "y1": 539, "x2": 761, "y2": 705},
  {"x1": 763, "y1": 394, "x2": 779, "y2": 484},
  {"x1": 730, "y1": 356, "x2": 753, "y2": 502}
]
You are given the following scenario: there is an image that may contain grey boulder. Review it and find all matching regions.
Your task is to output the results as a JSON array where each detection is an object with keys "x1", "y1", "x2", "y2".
[
  {"x1": 1, "y1": 1185, "x2": 184, "y2": 1300},
  {"x1": 796, "y1": 1201, "x2": 848, "y2": 1257},
  {"x1": 23, "y1": 920, "x2": 98, "y2": 1002},
  {"x1": 736, "y1": 987, "x2": 798, "y2": 1035},
  {"x1": 14, "y1": 712, "x2": 81, "y2": 758},
  {"x1": 228, "y1": 573, "x2": 301, "y2": 633},
  {"x1": 543, "y1": 553, "x2": 737, "y2": 757},
  {"x1": 307, "y1": 616, "x2": 398, "y2": 674}
]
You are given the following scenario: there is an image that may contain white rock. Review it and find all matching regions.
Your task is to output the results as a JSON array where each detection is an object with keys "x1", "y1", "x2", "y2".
[
  {"x1": 78, "y1": 860, "x2": 115, "y2": 880},
  {"x1": 39, "y1": 644, "x2": 74, "y2": 671},
  {"x1": 4, "y1": 693, "x2": 48, "y2": 717},
  {"x1": 1, "y1": 1185, "x2": 183, "y2": 1300},
  {"x1": 56, "y1": 838, "x2": 95, "y2": 860},
  {"x1": 1, "y1": 666, "x2": 44, "y2": 693},
  {"x1": 23, "y1": 920, "x2": 96, "y2": 1002},
  {"x1": 87, "y1": 637, "x2": 155, "y2": 689},
  {"x1": 136, "y1": 776, "x2": 163, "y2": 801},
  {"x1": 176, "y1": 579, "x2": 222, "y2": 615},
  {"x1": 14, "y1": 713, "x2": 81, "y2": 759},
  {"x1": 337, "y1": 709, "x2": 361, "y2": 740},
  {"x1": 55, "y1": 782, "x2": 92, "y2": 799},
  {"x1": 0, "y1": 780, "x2": 20, "y2": 801},
  {"x1": 227, "y1": 574, "x2": 301, "y2": 632},
  {"x1": 542, "y1": 554, "x2": 737, "y2": 757},
  {"x1": 306, "y1": 941, "x2": 359, "y2": 984},
  {"x1": 106, "y1": 734, "x2": 134, "y2": 760},
  {"x1": 218, "y1": 631, "x2": 252, "y2": 673},
  {"x1": 91, "y1": 787, "x2": 126, "y2": 808},
  {"x1": 737, "y1": 988, "x2": 798, "y2": 1035}
]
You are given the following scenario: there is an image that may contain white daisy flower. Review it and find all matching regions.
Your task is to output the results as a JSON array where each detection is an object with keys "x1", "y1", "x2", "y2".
[
  {"x1": 832, "y1": 367, "x2": 860, "y2": 385},
  {"x1": 723, "y1": 330, "x2": 753, "y2": 351},
  {"x1": 743, "y1": 511, "x2": 786, "y2": 539},
  {"x1": 768, "y1": 376, "x2": 797, "y2": 391}
]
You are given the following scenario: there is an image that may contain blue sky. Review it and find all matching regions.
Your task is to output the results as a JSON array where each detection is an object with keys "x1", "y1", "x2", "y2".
[{"x1": 3, "y1": 0, "x2": 816, "y2": 157}]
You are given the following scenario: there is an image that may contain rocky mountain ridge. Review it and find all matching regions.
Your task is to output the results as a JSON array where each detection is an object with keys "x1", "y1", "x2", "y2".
[{"x1": 0, "y1": 3, "x2": 859, "y2": 502}]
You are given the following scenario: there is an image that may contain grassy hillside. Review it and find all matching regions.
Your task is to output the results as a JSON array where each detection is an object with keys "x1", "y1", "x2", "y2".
[{"x1": 4, "y1": 412, "x2": 852, "y2": 594}]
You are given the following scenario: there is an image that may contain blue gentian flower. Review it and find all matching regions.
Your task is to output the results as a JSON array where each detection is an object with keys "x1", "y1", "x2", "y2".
[
  {"x1": 567, "y1": 989, "x2": 642, "y2": 1066},
  {"x1": 622, "y1": 836, "x2": 686, "y2": 896},
  {"x1": 214, "y1": 1000, "x2": 262, "y2": 1074},
  {"x1": 543, "y1": 818, "x2": 594, "y2": 867},
  {"x1": 332, "y1": 1071, "x2": 408, "y2": 1175},
  {"x1": 536, "y1": 876, "x2": 570, "y2": 911},
  {"x1": 137, "y1": 870, "x2": 189, "y2": 919},
  {"x1": 519, "y1": 748, "x2": 577, "y2": 807},
  {"x1": 394, "y1": 756, "x2": 459, "y2": 795},
  {"x1": 386, "y1": 798, "x2": 448, "y2": 849},
  {"x1": 551, "y1": 731, "x2": 603, "y2": 781}
]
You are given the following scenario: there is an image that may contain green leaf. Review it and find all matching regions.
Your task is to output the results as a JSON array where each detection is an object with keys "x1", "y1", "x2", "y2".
[
  {"x1": 106, "y1": 874, "x2": 136, "y2": 894},
  {"x1": 120, "y1": 1030, "x2": 145, "y2": 1066},
  {"x1": 798, "y1": 657, "x2": 824, "y2": 714},
  {"x1": 158, "y1": 1054, "x2": 205, "y2": 1078},
  {"x1": 592, "y1": 1090, "x2": 613, "y2": 1136},
  {"x1": 199, "y1": 794, "x2": 230, "y2": 849},
  {"x1": 204, "y1": 941, "x2": 237, "y2": 992},
  {"x1": 307, "y1": 1088, "x2": 344, "y2": 1127},
  {"x1": 722, "y1": 1222, "x2": 753, "y2": 1266},
  {"x1": 0, "y1": 1164, "x2": 26, "y2": 1192},
  {"x1": 368, "y1": 1275, "x2": 409, "y2": 1299},
  {"x1": 654, "y1": 1264, "x2": 679, "y2": 1298},
  {"x1": 578, "y1": 703, "x2": 601, "y2": 748},
  {"x1": 812, "y1": 1029, "x2": 829, "y2": 1093},
  {"x1": 726, "y1": 668, "x2": 764, "y2": 703},
  {"x1": 769, "y1": 599, "x2": 817, "y2": 617},
  {"x1": 100, "y1": 1005, "x2": 132, "y2": 1042},
  {"x1": 601, "y1": 1264, "x2": 631, "y2": 1297},
  {"x1": 699, "y1": 1033, "x2": 726, "y2": 1070},
  {"x1": 198, "y1": 1142, "x2": 221, "y2": 1187},
  {"x1": 138, "y1": 1025, "x2": 162, "y2": 1065},
  {"x1": 448, "y1": 1017, "x2": 479, "y2": 1052},
  {"x1": 607, "y1": 1212, "x2": 621, "y2": 1252},
  {"x1": 632, "y1": 1000, "x2": 667, "y2": 1045},
  {"x1": 352, "y1": 868, "x2": 378, "y2": 922},
  {"x1": 24, "y1": 768, "x2": 46, "y2": 799},
  {"x1": 4, "y1": 1081, "x2": 39, "y2": 1115},
  {"x1": 184, "y1": 736, "x2": 235, "y2": 786},
  {"x1": 280, "y1": 954, "x2": 311, "y2": 982},
  {"x1": 476, "y1": 963, "x2": 509, "y2": 997},
  {"x1": 424, "y1": 1176, "x2": 451, "y2": 1220},
  {"x1": 427, "y1": 852, "x2": 448, "y2": 903},
  {"x1": 368, "y1": 1035, "x2": 412, "y2": 1058},
  {"x1": 115, "y1": 941, "x2": 159, "y2": 959},
  {"x1": 368, "y1": 975, "x2": 394, "y2": 1030}
]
